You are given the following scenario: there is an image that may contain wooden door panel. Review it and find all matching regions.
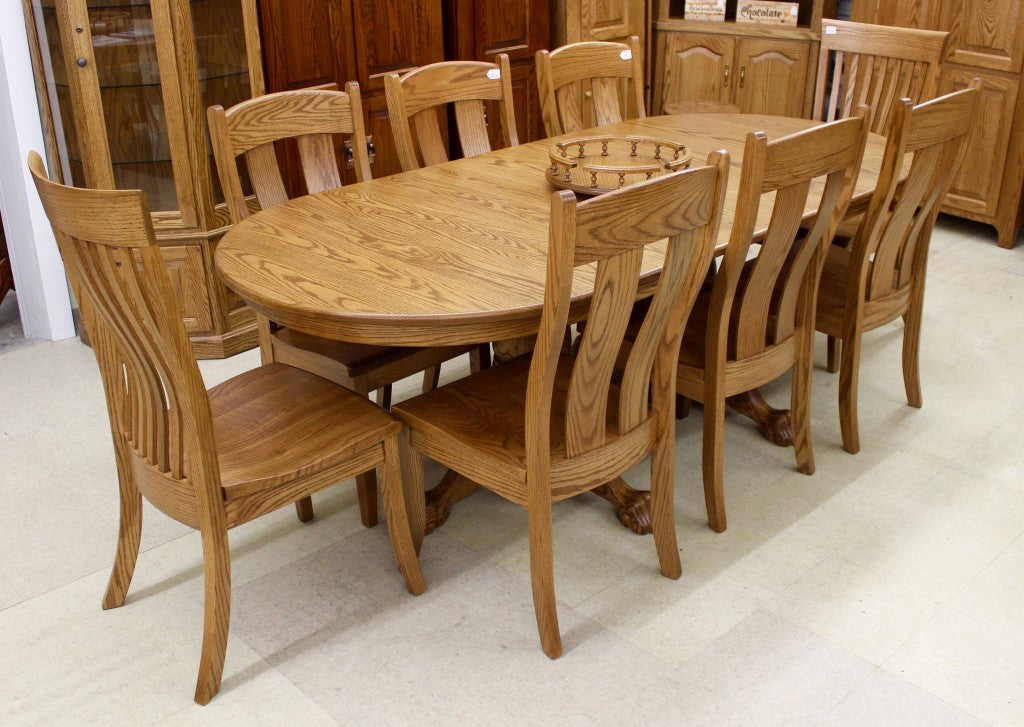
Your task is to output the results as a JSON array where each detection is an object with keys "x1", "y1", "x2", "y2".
[
  {"x1": 578, "y1": 0, "x2": 642, "y2": 42},
  {"x1": 938, "y1": 66, "x2": 1018, "y2": 217},
  {"x1": 162, "y1": 245, "x2": 212, "y2": 332},
  {"x1": 938, "y1": 0, "x2": 1024, "y2": 73},
  {"x1": 657, "y1": 33, "x2": 734, "y2": 113},
  {"x1": 350, "y1": 0, "x2": 445, "y2": 91},
  {"x1": 259, "y1": 0, "x2": 354, "y2": 90},
  {"x1": 734, "y1": 38, "x2": 810, "y2": 117}
]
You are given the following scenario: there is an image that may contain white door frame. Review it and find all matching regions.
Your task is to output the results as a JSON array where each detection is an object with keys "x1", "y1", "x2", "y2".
[{"x1": 0, "y1": 3, "x2": 74, "y2": 341}]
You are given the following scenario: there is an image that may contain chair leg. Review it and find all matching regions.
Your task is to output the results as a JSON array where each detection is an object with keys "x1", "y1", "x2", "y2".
[
  {"x1": 675, "y1": 394, "x2": 691, "y2": 419},
  {"x1": 902, "y1": 303, "x2": 924, "y2": 409},
  {"x1": 352, "y1": 386, "x2": 379, "y2": 528},
  {"x1": 102, "y1": 456, "x2": 142, "y2": 609},
  {"x1": 294, "y1": 497, "x2": 314, "y2": 523},
  {"x1": 193, "y1": 526, "x2": 232, "y2": 706},
  {"x1": 791, "y1": 332, "x2": 816, "y2": 476},
  {"x1": 701, "y1": 394, "x2": 727, "y2": 533},
  {"x1": 838, "y1": 328, "x2": 862, "y2": 454},
  {"x1": 380, "y1": 436, "x2": 426, "y2": 596},
  {"x1": 397, "y1": 426, "x2": 426, "y2": 555},
  {"x1": 375, "y1": 385, "x2": 392, "y2": 410},
  {"x1": 527, "y1": 491, "x2": 562, "y2": 659},
  {"x1": 422, "y1": 366, "x2": 441, "y2": 393},
  {"x1": 651, "y1": 433, "x2": 682, "y2": 580},
  {"x1": 826, "y1": 335, "x2": 839, "y2": 373},
  {"x1": 469, "y1": 343, "x2": 491, "y2": 372}
]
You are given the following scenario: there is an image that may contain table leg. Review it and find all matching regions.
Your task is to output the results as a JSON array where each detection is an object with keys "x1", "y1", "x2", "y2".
[
  {"x1": 726, "y1": 389, "x2": 793, "y2": 447},
  {"x1": 593, "y1": 477, "x2": 653, "y2": 535},
  {"x1": 424, "y1": 470, "x2": 479, "y2": 534}
]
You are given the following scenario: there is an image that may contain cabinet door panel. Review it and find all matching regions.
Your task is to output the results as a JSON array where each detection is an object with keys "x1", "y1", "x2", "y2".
[
  {"x1": 937, "y1": 0, "x2": 1024, "y2": 73},
  {"x1": 658, "y1": 33, "x2": 734, "y2": 113},
  {"x1": 576, "y1": 0, "x2": 643, "y2": 43},
  {"x1": 734, "y1": 38, "x2": 810, "y2": 117},
  {"x1": 161, "y1": 245, "x2": 212, "y2": 332},
  {"x1": 259, "y1": 0, "x2": 354, "y2": 91},
  {"x1": 937, "y1": 66, "x2": 1018, "y2": 217},
  {"x1": 350, "y1": 0, "x2": 444, "y2": 92}
]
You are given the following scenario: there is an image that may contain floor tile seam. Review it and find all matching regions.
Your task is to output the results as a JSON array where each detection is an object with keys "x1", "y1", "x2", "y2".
[
  {"x1": 810, "y1": 665, "x2": 881, "y2": 727},
  {"x1": 877, "y1": 656, "x2": 998, "y2": 727}
]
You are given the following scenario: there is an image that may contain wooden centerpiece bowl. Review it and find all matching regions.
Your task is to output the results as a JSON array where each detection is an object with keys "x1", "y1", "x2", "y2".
[{"x1": 546, "y1": 135, "x2": 692, "y2": 196}]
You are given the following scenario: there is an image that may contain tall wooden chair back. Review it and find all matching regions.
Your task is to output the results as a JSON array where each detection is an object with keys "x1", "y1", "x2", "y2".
[
  {"x1": 536, "y1": 36, "x2": 645, "y2": 137},
  {"x1": 28, "y1": 152, "x2": 215, "y2": 498},
  {"x1": 816, "y1": 83, "x2": 979, "y2": 454},
  {"x1": 384, "y1": 55, "x2": 518, "y2": 171},
  {"x1": 208, "y1": 83, "x2": 371, "y2": 223},
  {"x1": 813, "y1": 19, "x2": 948, "y2": 135},
  {"x1": 716, "y1": 112, "x2": 868, "y2": 364},
  {"x1": 392, "y1": 154, "x2": 728, "y2": 658}
]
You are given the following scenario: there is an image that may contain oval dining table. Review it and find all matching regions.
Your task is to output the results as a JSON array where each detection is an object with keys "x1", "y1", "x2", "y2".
[{"x1": 216, "y1": 112, "x2": 889, "y2": 540}]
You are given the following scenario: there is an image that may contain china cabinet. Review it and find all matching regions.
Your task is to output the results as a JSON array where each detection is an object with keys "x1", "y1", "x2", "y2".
[{"x1": 26, "y1": 0, "x2": 264, "y2": 356}]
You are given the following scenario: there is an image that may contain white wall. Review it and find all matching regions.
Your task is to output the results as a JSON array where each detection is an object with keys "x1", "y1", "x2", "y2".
[{"x1": 0, "y1": 2, "x2": 74, "y2": 341}]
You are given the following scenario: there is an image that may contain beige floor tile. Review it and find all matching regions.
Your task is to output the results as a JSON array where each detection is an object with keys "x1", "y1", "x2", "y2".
[
  {"x1": 670, "y1": 609, "x2": 874, "y2": 726},
  {"x1": 820, "y1": 668, "x2": 987, "y2": 727},
  {"x1": 575, "y1": 565, "x2": 760, "y2": 665},
  {"x1": 1007, "y1": 533, "x2": 1024, "y2": 560},
  {"x1": 950, "y1": 552, "x2": 1024, "y2": 642},
  {"x1": 770, "y1": 554, "x2": 944, "y2": 665},
  {"x1": 885, "y1": 608, "x2": 1024, "y2": 727}
]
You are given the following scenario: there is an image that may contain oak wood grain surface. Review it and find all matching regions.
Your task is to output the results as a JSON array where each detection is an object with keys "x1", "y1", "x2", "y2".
[{"x1": 215, "y1": 113, "x2": 888, "y2": 348}]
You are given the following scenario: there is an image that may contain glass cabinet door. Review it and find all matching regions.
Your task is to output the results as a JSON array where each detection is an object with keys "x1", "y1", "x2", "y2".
[{"x1": 32, "y1": 0, "x2": 180, "y2": 211}]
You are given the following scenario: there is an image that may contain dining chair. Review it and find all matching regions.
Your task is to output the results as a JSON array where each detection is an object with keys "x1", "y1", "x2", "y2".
[
  {"x1": 28, "y1": 151, "x2": 425, "y2": 705},
  {"x1": 384, "y1": 54, "x2": 518, "y2": 171},
  {"x1": 392, "y1": 154, "x2": 730, "y2": 657},
  {"x1": 535, "y1": 36, "x2": 645, "y2": 137},
  {"x1": 208, "y1": 84, "x2": 478, "y2": 528},
  {"x1": 813, "y1": 19, "x2": 948, "y2": 135},
  {"x1": 673, "y1": 110, "x2": 869, "y2": 532},
  {"x1": 816, "y1": 83, "x2": 979, "y2": 454}
]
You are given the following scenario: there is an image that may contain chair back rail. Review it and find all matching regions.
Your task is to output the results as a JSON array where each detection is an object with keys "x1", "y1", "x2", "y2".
[
  {"x1": 855, "y1": 83, "x2": 980, "y2": 302},
  {"x1": 385, "y1": 56, "x2": 518, "y2": 171},
  {"x1": 536, "y1": 36, "x2": 645, "y2": 136},
  {"x1": 28, "y1": 151, "x2": 216, "y2": 505},
  {"x1": 813, "y1": 20, "x2": 948, "y2": 135},
  {"x1": 208, "y1": 83, "x2": 371, "y2": 223},
  {"x1": 529, "y1": 153, "x2": 728, "y2": 462},
  {"x1": 717, "y1": 110, "x2": 869, "y2": 361}
]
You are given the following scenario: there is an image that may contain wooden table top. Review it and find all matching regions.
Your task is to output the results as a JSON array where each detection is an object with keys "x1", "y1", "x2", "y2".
[{"x1": 216, "y1": 113, "x2": 887, "y2": 347}]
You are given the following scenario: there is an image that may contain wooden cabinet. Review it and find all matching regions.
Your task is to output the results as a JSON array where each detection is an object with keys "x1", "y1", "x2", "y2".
[
  {"x1": 652, "y1": 0, "x2": 823, "y2": 117},
  {"x1": 28, "y1": 0, "x2": 264, "y2": 357},
  {"x1": 445, "y1": 0, "x2": 551, "y2": 145},
  {"x1": 258, "y1": 0, "x2": 444, "y2": 182},
  {"x1": 554, "y1": 0, "x2": 647, "y2": 46},
  {"x1": 850, "y1": 0, "x2": 1024, "y2": 247},
  {"x1": 656, "y1": 31, "x2": 810, "y2": 116}
]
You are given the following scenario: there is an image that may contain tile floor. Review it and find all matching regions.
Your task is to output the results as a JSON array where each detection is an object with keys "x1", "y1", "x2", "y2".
[{"x1": 1, "y1": 217, "x2": 1022, "y2": 725}]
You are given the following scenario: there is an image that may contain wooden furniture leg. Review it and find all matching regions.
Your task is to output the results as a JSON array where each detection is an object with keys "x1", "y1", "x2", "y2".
[
  {"x1": 423, "y1": 470, "x2": 480, "y2": 534},
  {"x1": 725, "y1": 389, "x2": 794, "y2": 447},
  {"x1": 593, "y1": 478, "x2": 653, "y2": 534}
]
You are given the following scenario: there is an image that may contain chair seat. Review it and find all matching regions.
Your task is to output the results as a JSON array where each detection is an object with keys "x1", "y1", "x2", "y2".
[
  {"x1": 209, "y1": 363, "x2": 400, "y2": 498},
  {"x1": 392, "y1": 354, "x2": 636, "y2": 500}
]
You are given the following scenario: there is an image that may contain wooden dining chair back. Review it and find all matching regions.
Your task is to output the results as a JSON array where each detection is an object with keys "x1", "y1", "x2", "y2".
[
  {"x1": 384, "y1": 55, "x2": 518, "y2": 171},
  {"x1": 535, "y1": 36, "x2": 645, "y2": 136},
  {"x1": 813, "y1": 19, "x2": 948, "y2": 135},
  {"x1": 209, "y1": 84, "x2": 481, "y2": 529},
  {"x1": 393, "y1": 154, "x2": 729, "y2": 658},
  {"x1": 675, "y1": 110, "x2": 869, "y2": 532},
  {"x1": 28, "y1": 150, "x2": 425, "y2": 705},
  {"x1": 816, "y1": 83, "x2": 979, "y2": 453},
  {"x1": 208, "y1": 83, "x2": 371, "y2": 222}
]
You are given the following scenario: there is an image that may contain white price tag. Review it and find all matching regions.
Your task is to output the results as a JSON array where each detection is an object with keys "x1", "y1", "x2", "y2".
[
  {"x1": 620, "y1": 49, "x2": 632, "y2": 60},
  {"x1": 791, "y1": 6, "x2": 798, "y2": 14},
  {"x1": 825, "y1": 25, "x2": 837, "y2": 34},
  {"x1": 486, "y1": 68, "x2": 500, "y2": 80}
]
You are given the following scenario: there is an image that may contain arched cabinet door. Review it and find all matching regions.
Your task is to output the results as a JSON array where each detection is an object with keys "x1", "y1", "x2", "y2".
[
  {"x1": 656, "y1": 32, "x2": 735, "y2": 114},
  {"x1": 733, "y1": 38, "x2": 810, "y2": 117}
]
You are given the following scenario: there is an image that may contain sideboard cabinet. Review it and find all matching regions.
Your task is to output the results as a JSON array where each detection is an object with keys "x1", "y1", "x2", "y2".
[
  {"x1": 26, "y1": 0, "x2": 265, "y2": 356},
  {"x1": 850, "y1": 0, "x2": 1024, "y2": 248},
  {"x1": 652, "y1": 0, "x2": 827, "y2": 117}
]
